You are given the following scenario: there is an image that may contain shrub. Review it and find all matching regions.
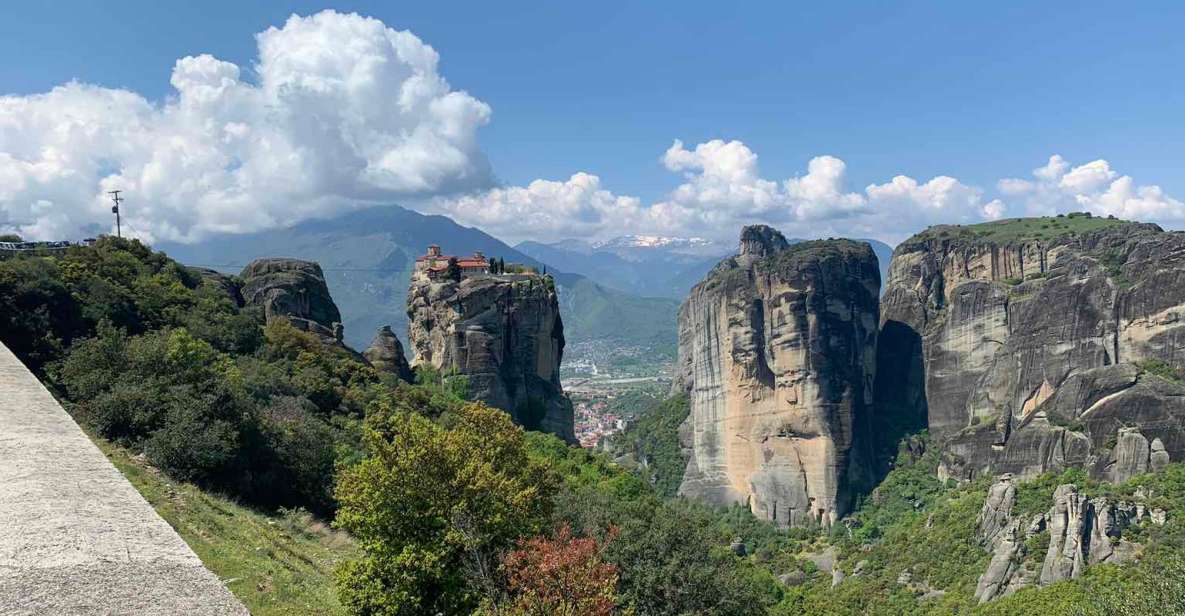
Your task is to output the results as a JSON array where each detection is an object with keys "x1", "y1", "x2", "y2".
[
  {"x1": 144, "y1": 396, "x2": 245, "y2": 486},
  {"x1": 256, "y1": 397, "x2": 338, "y2": 514},
  {"x1": 490, "y1": 524, "x2": 620, "y2": 616}
]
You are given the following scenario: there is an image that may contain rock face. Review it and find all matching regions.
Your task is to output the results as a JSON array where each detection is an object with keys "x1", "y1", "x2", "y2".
[
  {"x1": 672, "y1": 226, "x2": 880, "y2": 528},
  {"x1": 879, "y1": 218, "x2": 1185, "y2": 481},
  {"x1": 363, "y1": 326, "x2": 414, "y2": 382},
  {"x1": 240, "y1": 258, "x2": 343, "y2": 342},
  {"x1": 407, "y1": 273, "x2": 575, "y2": 442}
]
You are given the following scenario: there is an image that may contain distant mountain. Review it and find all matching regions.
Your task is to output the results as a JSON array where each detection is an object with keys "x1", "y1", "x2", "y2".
[
  {"x1": 516, "y1": 235, "x2": 732, "y2": 299},
  {"x1": 516, "y1": 235, "x2": 895, "y2": 299},
  {"x1": 158, "y1": 206, "x2": 678, "y2": 352}
]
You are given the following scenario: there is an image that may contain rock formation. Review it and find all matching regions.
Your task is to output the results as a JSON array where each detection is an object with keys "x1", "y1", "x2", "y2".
[
  {"x1": 363, "y1": 326, "x2": 414, "y2": 382},
  {"x1": 407, "y1": 272, "x2": 575, "y2": 442},
  {"x1": 672, "y1": 226, "x2": 880, "y2": 528},
  {"x1": 878, "y1": 217, "x2": 1185, "y2": 481},
  {"x1": 240, "y1": 258, "x2": 344, "y2": 343},
  {"x1": 973, "y1": 475, "x2": 1155, "y2": 603}
]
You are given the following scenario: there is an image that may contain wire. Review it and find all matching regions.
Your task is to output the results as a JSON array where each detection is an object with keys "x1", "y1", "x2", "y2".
[{"x1": 184, "y1": 263, "x2": 413, "y2": 273}]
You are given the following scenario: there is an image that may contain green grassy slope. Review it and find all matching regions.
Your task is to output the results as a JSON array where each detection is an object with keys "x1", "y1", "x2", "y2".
[
  {"x1": 913, "y1": 212, "x2": 1133, "y2": 244},
  {"x1": 98, "y1": 439, "x2": 356, "y2": 616}
]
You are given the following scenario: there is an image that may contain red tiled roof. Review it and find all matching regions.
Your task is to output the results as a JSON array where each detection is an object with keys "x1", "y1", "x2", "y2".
[{"x1": 427, "y1": 259, "x2": 488, "y2": 271}]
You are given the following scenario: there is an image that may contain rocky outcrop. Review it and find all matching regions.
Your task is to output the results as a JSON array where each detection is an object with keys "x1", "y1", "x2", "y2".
[
  {"x1": 240, "y1": 258, "x2": 343, "y2": 343},
  {"x1": 973, "y1": 474, "x2": 1157, "y2": 602},
  {"x1": 973, "y1": 474, "x2": 1037, "y2": 603},
  {"x1": 879, "y1": 217, "x2": 1185, "y2": 481},
  {"x1": 363, "y1": 326, "x2": 413, "y2": 382},
  {"x1": 407, "y1": 273, "x2": 574, "y2": 442},
  {"x1": 672, "y1": 226, "x2": 880, "y2": 528},
  {"x1": 1039, "y1": 485, "x2": 1143, "y2": 584}
]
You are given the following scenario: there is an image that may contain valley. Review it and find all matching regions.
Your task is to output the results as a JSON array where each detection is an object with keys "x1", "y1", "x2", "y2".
[{"x1": 5, "y1": 211, "x2": 1185, "y2": 615}]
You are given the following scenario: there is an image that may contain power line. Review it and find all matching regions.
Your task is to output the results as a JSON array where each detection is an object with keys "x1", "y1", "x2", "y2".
[{"x1": 184, "y1": 263, "x2": 413, "y2": 273}]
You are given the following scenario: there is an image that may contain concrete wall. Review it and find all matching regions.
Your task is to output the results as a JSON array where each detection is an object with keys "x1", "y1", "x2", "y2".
[{"x1": 0, "y1": 342, "x2": 248, "y2": 615}]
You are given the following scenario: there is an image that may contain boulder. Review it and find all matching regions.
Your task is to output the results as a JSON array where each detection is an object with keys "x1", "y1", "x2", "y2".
[
  {"x1": 187, "y1": 267, "x2": 244, "y2": 306},
  {"x1": 240, "y1": 258, "x2": 343, "y2": 342},
  {"x1": 363, "y1": 326, "x2": 413, "y2": 382}
]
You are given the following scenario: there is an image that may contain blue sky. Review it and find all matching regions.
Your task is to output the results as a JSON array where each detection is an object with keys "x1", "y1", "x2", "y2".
[{"x1": 2, "y1": 2, "x2": 1184, "y2": 244}]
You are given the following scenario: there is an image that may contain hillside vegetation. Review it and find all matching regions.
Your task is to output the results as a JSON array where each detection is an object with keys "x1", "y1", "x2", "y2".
[
  {"x1": 99, "y1": 440, "x2": 356, "y2": 616},
  {"x1": 608, "y1": 394, "x2": 690, "y2": 497},
  {"x1": 915, "y1": 212, "x2": 1132, "y2": 243},
  {"x1": 0, "y1": 238, "x2": 782, "y2": 614}
]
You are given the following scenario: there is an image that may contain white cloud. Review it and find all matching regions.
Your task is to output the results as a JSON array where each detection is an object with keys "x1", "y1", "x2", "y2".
[
  {"x1": 0, "y1": 10, "x2": 491, "y2": 242},
  {"x1": 655, "y1": 140, "x2": 866, "y2": 226},
  {"x1": 440, "y1": 143, "x2": 1185, "y2": 246},
  {"x1": 431, "y1": 172, "x2": 644, "y2": 243},
  {"x1": 999, "y1": 155, "x2": 1185, "y2": 222},
  {"x1": 438, "y1": 139, "x2": 1001, "y2": 244}
]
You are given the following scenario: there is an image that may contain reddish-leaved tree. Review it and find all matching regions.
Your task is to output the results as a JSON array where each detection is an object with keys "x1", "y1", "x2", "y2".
[{"x1": 499, "y1": 524, "x2": 620, "y2": 616}]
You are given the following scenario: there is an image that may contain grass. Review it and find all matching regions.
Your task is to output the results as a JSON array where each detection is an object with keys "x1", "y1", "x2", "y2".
[
  {"x1": 96, "y1": 438, "x2": 356, "y2": 616},
  {"x1": 914, "y1": 212, "x2": 1131, "y2": 244}
]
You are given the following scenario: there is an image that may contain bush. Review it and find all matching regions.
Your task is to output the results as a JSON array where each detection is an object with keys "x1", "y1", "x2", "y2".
[
  {"x1": 255, "y1": 397, "x2": 338, "y2": 514},
  {"x1": 145, "y1": 397, "x2": 245, "y2": 486},
  {"x1": 554, "y1": 487, "x2": 782, "y2": 615},
  {"x1": 488, "y1": 524, "x2": 620, "y2": 616}
]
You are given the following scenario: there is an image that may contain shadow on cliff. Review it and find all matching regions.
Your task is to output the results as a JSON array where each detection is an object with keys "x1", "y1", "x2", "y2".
[{"x1": 855, "y1": 319, "x2": 929, "y2": 499}]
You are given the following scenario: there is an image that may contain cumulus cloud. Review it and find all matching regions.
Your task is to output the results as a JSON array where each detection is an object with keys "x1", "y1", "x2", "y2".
[
  {"x1": 433, "y1": 173, "x2": 644, "y2": 242},
  {"x1": 998, "y1": 155, "x2": 1185, "y2": 222},
  {"x1": 437, "y1": 138, "x2": 1004, "y2": 243},
  {"x1": 0, "y1": 10, "x2": 492, "y2": 242},
  {"x1": 439, "y1": 140, "x2": 1185, "y2": 246}
]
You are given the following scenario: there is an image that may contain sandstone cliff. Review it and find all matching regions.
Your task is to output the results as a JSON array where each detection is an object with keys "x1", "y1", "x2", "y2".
[
  {"x1": 240, "y1": 258, "x2": 343, "y2": 342},
  {"x1": 879, "y1": 216, "x2": 1185, "y2": 481},
  {"x1": 672, "y1": 226, "x2": 880, "y2": 528},
  {"x1": 407, "y1": 273, "x2": 575, "y2": 442}
]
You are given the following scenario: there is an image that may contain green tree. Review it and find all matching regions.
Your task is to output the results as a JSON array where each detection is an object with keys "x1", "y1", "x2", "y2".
[
  {"x1": 447, "y1": 256, "x2": 462, "y2": 282},
  {"x1": 335, "y1": 401, "x2": 556, "y2": 615},
  {"x1": 555, "y1": 487, "x2": 781, "y2": 615}
]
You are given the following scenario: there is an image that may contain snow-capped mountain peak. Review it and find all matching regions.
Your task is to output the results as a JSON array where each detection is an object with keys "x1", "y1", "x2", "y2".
[{"x1": 593, "y1": 235, "x2": 717, "y2": 250}]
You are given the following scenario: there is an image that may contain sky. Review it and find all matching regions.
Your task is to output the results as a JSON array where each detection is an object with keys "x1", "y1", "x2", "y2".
[{"x1": 2, "y1": 1, "x2": 1184, "y2": 246}]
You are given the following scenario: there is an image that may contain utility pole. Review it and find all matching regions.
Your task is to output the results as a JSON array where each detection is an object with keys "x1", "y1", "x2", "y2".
[{"x1": 108, "y1": 190, "x2": 123, "y2": 238}]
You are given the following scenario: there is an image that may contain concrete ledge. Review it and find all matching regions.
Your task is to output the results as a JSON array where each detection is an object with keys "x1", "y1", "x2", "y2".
[{"x1": 0, "y1": 342, "x2": 248, "y2": 615}]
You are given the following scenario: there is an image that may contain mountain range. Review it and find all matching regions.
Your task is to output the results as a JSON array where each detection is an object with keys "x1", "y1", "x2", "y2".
[{"x1": 516, "y1": 234, "x2": 894, "y2": 299}]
